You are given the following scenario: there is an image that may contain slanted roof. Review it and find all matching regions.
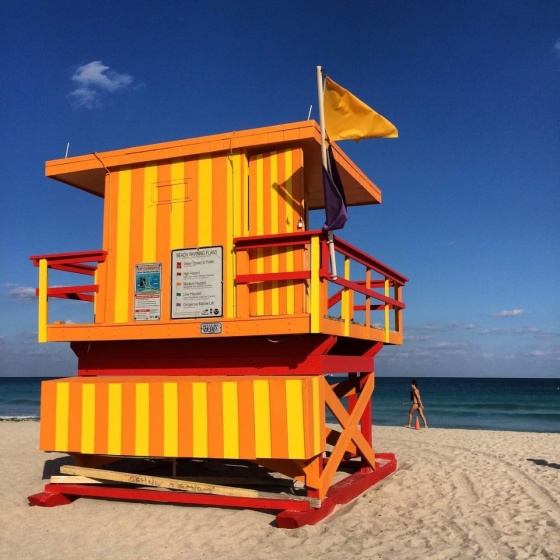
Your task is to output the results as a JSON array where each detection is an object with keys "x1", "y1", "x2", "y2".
[{"x1": 45, "y1": 120, "x2": 382, "y2": 208}]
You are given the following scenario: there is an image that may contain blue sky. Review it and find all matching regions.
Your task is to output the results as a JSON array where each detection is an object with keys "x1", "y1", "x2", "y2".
[{"x1": 1, "y1": 1, "x2": 558, "y2": 378}]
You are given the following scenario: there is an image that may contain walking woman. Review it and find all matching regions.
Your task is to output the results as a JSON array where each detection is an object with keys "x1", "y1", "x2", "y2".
[{"x1": 407, "y1": 379, "x2": 428, "y2": 428}]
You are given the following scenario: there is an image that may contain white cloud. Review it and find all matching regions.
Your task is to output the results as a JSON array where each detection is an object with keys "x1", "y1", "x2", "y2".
[
  {"x1": 69, "y1": 61, "x2": 135, "y2": 108},
  {"x1": 554, "y1": 38, "x2": 560, "y2": 58},
  {"x1": 490, "y1": 309, "x2": 525, "y2": 318},
  {"x1": 6, "y1": 286, "x2": 36, "y2": 301}
]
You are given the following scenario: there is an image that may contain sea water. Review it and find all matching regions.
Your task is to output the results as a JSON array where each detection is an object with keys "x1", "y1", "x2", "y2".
[{"x1": 1, "y1": 376, "x2": 559, "y2": 433}]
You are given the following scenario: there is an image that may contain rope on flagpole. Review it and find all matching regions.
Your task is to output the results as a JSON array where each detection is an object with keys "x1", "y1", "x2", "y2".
[{"x1": 316, "y1": 66, "x2": 337, "y2": 280}]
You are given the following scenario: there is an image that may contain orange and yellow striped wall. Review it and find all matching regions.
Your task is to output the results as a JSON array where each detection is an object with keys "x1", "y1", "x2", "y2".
[
  {"x1": 95, "y1": 147, "x2": 306, "y2": 326},
  {"x1": 40, "y1": 375, "x2": 325, "y2": 461}
]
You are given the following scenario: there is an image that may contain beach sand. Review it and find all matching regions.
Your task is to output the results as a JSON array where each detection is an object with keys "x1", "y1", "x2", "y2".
[{"x1": 1, "y1": 421, "x2": 558, "y2": 560}]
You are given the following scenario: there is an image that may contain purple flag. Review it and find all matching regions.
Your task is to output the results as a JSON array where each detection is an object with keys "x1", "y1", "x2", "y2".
[{"x1": 322, "y1": 146, "x2": 347, "y2": 231}]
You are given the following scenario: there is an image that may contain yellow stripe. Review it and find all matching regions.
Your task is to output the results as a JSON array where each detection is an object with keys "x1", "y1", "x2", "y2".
[
  {"x1": 170, "y1": 158, "x2": 185, "y2": 249},
  {"x1": 253, "y1": 380, "x2": 271, "y2": 458},
  {"x1": 286, "y1": 379, "x2": 305, "y2": 458},
  {"x1": 222, "y1": 382, "x2": 239, "y2": 458},
  {"x1": 384, "y1": 279, "x2": 390, "y2": 343},
  {"x1": 143, "y1": 163, "x2": 158, "y2": 262},
  {"x1": 81, "y1": 383, "x2": 95, "y2": 453},
  {"x1": 55, "y1": 382, "x2": 69, "y2": 451},
  {"x1": 310, "y1": 236, "x2": 320, "y2": 332},
  {"x1": 115, "y1": 167, "x2": 132, "y2": 323},
  {"x1": 256, "y1": 155, "x2": 264, "y2": 315},
  {"x1": 107, "y1": 384, "x2": 122, "y2": 455},
  {"x1": 192, "y1": 382, "x2": 208, "y2": 457},
  {"x1": 135, "y1": 383, "x2": 150, "y2": 456},
  {"x1": 38, "y1": 259, "x2": 48, "y2": 343},
  {"x1": 285, "y1": 150, "x2": 295, "y2": 313},
  {"x1": 343, "y1": 257, "x2": 351, "y2": 336},
  {"x1": 312, "y1": 376, "x2": 321, "y2": 455},
  {"x1": 198, "y1": 155, "x2": 213, "y2": 246},
  {"x1": 163, "y1": 383, "x2": 178, "y2": 457}
]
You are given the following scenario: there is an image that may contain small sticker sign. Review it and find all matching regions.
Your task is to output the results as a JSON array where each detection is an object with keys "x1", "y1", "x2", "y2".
[
  {"x1": 134, "y1": 263, "x2": 161, "y2": 321},
  {"x1": 200, "y1": 322, "x2": 222, "y2": 335}
]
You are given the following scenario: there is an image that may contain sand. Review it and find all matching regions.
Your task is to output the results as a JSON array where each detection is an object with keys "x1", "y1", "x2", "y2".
[{"x1": 0, "y1": 421, "x2": 558, "y2": 560}]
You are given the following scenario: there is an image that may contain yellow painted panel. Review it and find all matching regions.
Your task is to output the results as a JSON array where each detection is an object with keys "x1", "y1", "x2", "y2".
[
  {"x1": 143, "y1": 163, "x2": 158, "y2": 262},
  {"x1": 198, "y1": 155, "x2": 213, "y2": 246},
  {"x1": 38, "y1": 259, "x2": 48, "y2": 343},
  {"x1": 286, "y1": 379, "x2": 305, "y2": 458},
  {"x1": 107, "y1": 383, "x2": 122, "y2": 455},
  {"x1": 312, "y1": 376, "x2": 321, "y2": 455},
  {"x1": 55, "y1": 382, "x2": 70, "y2": 451},
  {"x1": 192, "y1": 382, "x2": 208, "y2": 457},
  {"x1": 135, "y1": 383, "x2": 150, "y2": 456},
  {"x1": 253, "y1": 379, "x2": 271, "y2": 458},
  {"x1": 222, "y1": 381, "x2": 239, "y2": 458},
  {"x1": 163, "y1": 382, "x2": 178, "y2": 457},
  {"x1": 115, "y1": 167, "x2": 132, "y2": 323},
  {"x1": 81, "y1": 383, "x2": 96, "y2": 454},
  {"x1": 170, "y1": 158, "x2": 185, "y2": 250},
  {"x1": 310, "y1": 236, "x2": 321, "y2": 332}
]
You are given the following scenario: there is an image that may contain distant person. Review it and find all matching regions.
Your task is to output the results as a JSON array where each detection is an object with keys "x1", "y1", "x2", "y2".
[{"x1": 406, "y1": 379, "x2": 428, "y2": 428}]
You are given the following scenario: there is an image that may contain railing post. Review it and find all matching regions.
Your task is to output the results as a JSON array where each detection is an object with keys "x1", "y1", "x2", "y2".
[
  {"x1": 365, "y1": 269, "x2": 371, "y2": 329},
  {"x1": 384, "y1": 279, "x2": 390, "y2": 343},
  {"x1": 342, "y1": 257, "x2": 350, "y2": 336},
  {"x1": 310, "y1": 236, "x2": 321, "y2": 333},
  {"x1": 38, "y1": 259, "x2": 48, "y2": 343}
]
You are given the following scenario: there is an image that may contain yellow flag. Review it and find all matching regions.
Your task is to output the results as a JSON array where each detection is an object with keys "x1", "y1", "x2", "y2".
[{"x1": 323, "y1": 76, "x2": 398, "y2": 141}]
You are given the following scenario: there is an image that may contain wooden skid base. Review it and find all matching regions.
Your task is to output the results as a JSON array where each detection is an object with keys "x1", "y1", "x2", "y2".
[
  {"x1": 28, "y1": 453, "x2": 397, "y2": 528},
  {"x1": 276, "y1": 453, "x2": 397, "y2": 528}
]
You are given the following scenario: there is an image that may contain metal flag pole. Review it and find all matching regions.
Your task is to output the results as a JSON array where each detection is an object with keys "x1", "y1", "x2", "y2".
[{"x1": 316, "y1": 66, "x2": 337, "y2": 280}]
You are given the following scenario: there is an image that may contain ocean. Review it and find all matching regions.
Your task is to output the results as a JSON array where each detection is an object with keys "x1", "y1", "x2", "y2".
[{"x1": 1, "y1": 376, "x2": 558, "y2": 433}]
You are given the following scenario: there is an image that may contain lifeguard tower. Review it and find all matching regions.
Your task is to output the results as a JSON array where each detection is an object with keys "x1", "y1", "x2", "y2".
[{"x1": 28, "y1": 120, "x2": 407, "y2": 527}]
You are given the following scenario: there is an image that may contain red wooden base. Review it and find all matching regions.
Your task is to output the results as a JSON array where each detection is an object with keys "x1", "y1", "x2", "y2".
[
  {"x1": 276, "y1": 453, "x2": 397, "y2": 528},
  {"x1": 28, "y1": 453, "x2": 397, "y2": 528}
]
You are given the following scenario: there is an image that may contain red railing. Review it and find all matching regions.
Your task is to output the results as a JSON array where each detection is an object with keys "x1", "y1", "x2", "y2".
[{"x1": 30, "y1": 250, "x2": 107, "y2": 302}]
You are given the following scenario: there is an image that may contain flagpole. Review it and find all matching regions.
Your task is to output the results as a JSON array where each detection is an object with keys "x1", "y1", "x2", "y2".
[{"x1": 316, "y1": 66, "x2": 337, "y2": 280}]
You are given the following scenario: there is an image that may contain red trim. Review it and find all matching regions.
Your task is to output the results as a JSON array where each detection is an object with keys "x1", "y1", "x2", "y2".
[
  {"x1": 236, "y1": 271, "x2": 310, "y2": 284},
  {"x1": 37, "y1": 484, "x2": 312, "y2": 513},
  {"x1": 71, "y1": 336, "x2": 378, "y2": 376},
  {"x1": 30, "y1": 250, "x2": 107, "y2": 267}
]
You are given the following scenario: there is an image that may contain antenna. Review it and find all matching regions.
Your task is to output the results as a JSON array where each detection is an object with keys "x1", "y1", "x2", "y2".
[
  {"x1": 307, "y1": 105, "x2": 313, "y2": 120},
  {"x1": 65, "y1": 143, "x2": 70, "y2": 158}
]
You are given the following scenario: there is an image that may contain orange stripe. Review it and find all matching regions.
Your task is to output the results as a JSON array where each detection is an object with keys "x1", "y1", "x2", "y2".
[
  {"x1": 129, "y1": 164, "x2": 145, "y2": 271},
  {"x1": 277, "y1": 150, "x2": 288, "y2": 315},
  {"x1": 238, "y1": 379, "x2": 256, "y2": 459},
  {"x1": 67, "y1": 381, "x2": 83, "y2": 452},
  {"x1": 149, "y1": 382, "x2": 164, "y2": 456},
  {"x1": 156, "y1": 161, "x2": 171, "y2": 318},
  {"x1": 120, "y1": 382, "x2": 136, "y2": 455},
  {"x1": 212, "y1": 155, "x2": 228, "y2": 313},
  {"x1": 177, "y1": 381, "x2": 193, "y2": 457},
  {"x1": 292, "y1": 149, "x2": 305, "y2": 313},
  {"x1": 268, "y1": 378, "x2": 289, "y2": 458},
  {"x1": 40, "y1": 381, "x2": 57, "y2": 450},
  {"x1": 206, "y1": 382, "x2": 223, "y2": 458},
  {"x1": 184, "y1": 157, "x2": 198, "y2": 247},
  {"x1": 94, "y1": 382, "x2": 109, "y2": 454},
  {"x1": 263, "y1": 154, "x2": 272, "y2": 316}
]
